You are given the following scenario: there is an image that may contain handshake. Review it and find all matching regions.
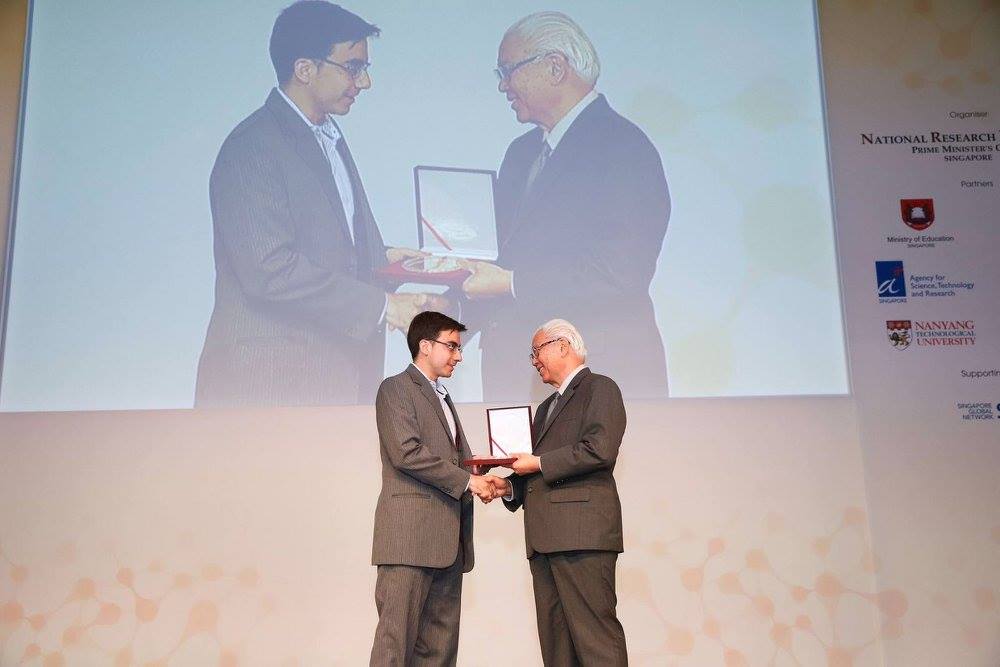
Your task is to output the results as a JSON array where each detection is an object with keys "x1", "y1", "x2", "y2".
[{"x1": 468, "y1": 475, "x2": 511, "y2": 503}]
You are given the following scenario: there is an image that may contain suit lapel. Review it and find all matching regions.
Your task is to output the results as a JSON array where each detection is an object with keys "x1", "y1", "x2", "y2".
[
  {"x1": 454, "y1": 412, "x2": 471, "y2": 458},
  {"x1": 407, "y1": 365, "x2": 456, "y2": 447},
  {"x1": 266, "y1": 89, "x2": 355, "y2": 249},
  {"x1": 535, "y1": 368, "x2": 590, "y2": 445},
  {"x1": 535, "y1": 368, "x2": 590, "y2": 443},
  {"x1": 531, "y1": 393, "x2": 555, "y2": 450},
  {"x1": 502, "y1": 96, "x2": 608, "y2": 250}
]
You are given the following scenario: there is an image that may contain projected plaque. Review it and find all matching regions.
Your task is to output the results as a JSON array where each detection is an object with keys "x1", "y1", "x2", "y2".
[
  {"x1": 464, "y1": 405, "x2": 533, "y2": 467},
  {"x1": 378, "y1": 166, "x2": 498, "y2": 286}
]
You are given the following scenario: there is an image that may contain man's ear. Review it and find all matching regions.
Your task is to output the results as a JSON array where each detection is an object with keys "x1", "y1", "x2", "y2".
[
  {"x1": 292, "y1": 58, "x2": 317, "y2": 85},
  {"x1": 549, "y1": 53, "x2": 568, "y2": 83}
]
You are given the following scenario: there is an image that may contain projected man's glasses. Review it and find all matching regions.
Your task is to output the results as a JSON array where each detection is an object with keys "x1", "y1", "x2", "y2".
[
  {"x1": 321, "y1": 57, "x2": 371, "y2": 79},
  {"x1": 494, "y1": 52, "x2": 550, "y2": 82}
]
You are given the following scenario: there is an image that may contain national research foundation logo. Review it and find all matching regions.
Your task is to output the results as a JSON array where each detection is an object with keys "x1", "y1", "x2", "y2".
[
  {"x1": 900, "y1": 198, "x2": 934, "y2": 230},
  {"x1": 875, "y1": 260, "x2": 907, "y2": 302},
  {"x1": 886, "y1": 320, "x2": 911, "y2": 350}
]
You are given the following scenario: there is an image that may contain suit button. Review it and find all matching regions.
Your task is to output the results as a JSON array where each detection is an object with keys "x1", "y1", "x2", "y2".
[
  {"x1": 527, "y1": 486, "x2": 533, "y2": 493},
  {"x1": 452, "y1": 457, "x2": 459, "y2": 465}
]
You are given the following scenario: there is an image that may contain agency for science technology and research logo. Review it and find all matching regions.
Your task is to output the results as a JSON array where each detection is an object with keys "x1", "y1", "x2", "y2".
[
  {"x1": 900, "y1": 198, "x2": 934, "y2": 230},
  {"x1": 876, "y1": 260, "x2": 907, "y2": 300},
  {"x1": 886, "y1": 319, "x2": 976, "y2": 349},
  {"x1": 875, "y1": 260, "x2": 974, "y2": 303}
]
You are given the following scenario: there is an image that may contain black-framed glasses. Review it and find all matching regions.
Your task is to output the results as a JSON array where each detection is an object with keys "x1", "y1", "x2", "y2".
[
  {"x1": 320, "y1": 57, "x2": 371, "y2": 80},
  {"x1": 430, "y1": 339, "x2": 463, "y2": 353},
  {"x1": 494, "y1": 52, "x2": 549, "y2": 82},
  {"x1": 528, "y1": 338, "x2": 562, "y2": 361}
]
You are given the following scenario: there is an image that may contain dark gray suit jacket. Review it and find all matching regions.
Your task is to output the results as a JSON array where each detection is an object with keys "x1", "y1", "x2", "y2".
[
  {"x1": 372, "y1": 365, "x2": 475, "y2": 572},
  {"x1": 195, "y1": 88, "x2": 388, "y2": 407},
  {"x1": 464, "y1": 95, "x2": 670, "y2": 403},
  {"x1": 504, "y1": 368, "x2": 626, "y2": 558}
]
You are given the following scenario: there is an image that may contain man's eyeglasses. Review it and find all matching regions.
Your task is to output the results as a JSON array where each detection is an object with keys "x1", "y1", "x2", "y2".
[
  {"x1": 320, "y1": 57, "x2": 371, "y2": 80},
  {"x1": 430, "y1": 339, "x2": 463, "y2": 353},
  {"x1": 528, "y1": 338, "x2": 562, "y2": 361},
  {"x1": 494, "y1": 52, "x2": 550, "y2": 82}
]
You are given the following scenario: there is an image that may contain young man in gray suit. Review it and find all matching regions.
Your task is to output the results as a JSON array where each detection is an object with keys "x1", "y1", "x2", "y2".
[
  {"x1": 370, "y1": 311, "x2": 501, "y2": 665},
  {"x1": 495, "y1": 318, "x2": 629, "y2": 666},
  {"x1": 195, "y1": 1, "x2": 435, "y2": 408}
]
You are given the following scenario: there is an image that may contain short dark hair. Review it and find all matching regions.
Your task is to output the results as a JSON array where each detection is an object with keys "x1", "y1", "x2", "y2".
[
  {"x1": 269, "y1": 1, "x2": 380, "y2": 83},
  {"x1": 407, "y1": 311, "x2": 467, "y2": 360}
]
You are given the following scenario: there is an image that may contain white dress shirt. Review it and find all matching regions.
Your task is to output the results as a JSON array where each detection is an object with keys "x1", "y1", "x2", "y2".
[
  {"x1": 277, "y1": 87, "x2": 389, "y2": 323},
  {"x1": 410, "y1": 363, "x2": 470, "y2": 493},
  {"x1": 277, "y1": 87, "x2": 356, "y2": 242},
  {"x1": 410, "y1": 363, "x2": 457, "y2": 442}
]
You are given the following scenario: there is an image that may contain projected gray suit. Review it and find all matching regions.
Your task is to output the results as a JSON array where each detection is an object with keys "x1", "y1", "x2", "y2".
[
  {"x1": 195, "y1": 89, "x2": 388, "y2": 407},
  {"x1": 467, "y1": 95, "x2": 670, "y2": 402}
]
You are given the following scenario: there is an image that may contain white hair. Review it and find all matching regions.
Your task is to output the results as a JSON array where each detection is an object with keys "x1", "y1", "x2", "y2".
[
  {"x1": 505, "y1": 11, "x2": 600, "y2": 85},
  {"x1": 535, "y1": 318, "x2": 588, "y2": 359}
]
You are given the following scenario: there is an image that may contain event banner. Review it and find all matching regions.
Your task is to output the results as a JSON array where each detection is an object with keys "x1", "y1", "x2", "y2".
[{"x1": 821, "y1": 1, "x2": 999, "y2": 665}]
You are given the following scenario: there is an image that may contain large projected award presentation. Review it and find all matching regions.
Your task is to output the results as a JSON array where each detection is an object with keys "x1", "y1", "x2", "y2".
[{"x1": 0, "y1": 1, "x2": 997, "y2": 665}]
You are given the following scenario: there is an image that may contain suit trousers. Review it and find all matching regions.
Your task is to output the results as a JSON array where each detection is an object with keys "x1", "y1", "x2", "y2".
[
  {"x1": 529, "y1": 550, "x2": 627, "y2": 666},
  {"x1": 370, "y1": 549, "x2": 464, "y2": 666}
]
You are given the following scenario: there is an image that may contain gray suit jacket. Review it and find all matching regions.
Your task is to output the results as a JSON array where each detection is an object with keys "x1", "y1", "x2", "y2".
[
  {"x1": 504, "y1": 368, "x2": 626, "y2": 558},
  {"x1": 372, "y1": 365, "x2": 475, "y2": 572},
  {"x1": 195, "y1": 88, "x2": 388, "y2": 407}
]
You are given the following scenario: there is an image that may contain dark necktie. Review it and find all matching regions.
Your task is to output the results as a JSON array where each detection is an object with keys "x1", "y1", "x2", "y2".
[
  {"x1": 543, "y1": 392, "x2": 560, "y2": 430},
  {"x1": 524, "y1": 140, "x2": 551, "y2": 196},
  {"x1": 443, "y1": 393, "x2": 461, "y2": 451}
]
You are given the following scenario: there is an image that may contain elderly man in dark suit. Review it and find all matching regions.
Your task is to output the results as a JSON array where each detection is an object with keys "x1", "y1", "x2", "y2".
[
  {"x1": 494, "y1": 318, "x2": 629, "y2": 666},
  {"x1": 461, "y1": 11, "x2": 670, "y2": 403},
  {"x1": 370, "y1": 311, "x2": 501, "y2": 665},
  {"x1": 195, "y1": 1, "x2": 435, "y2": 407}
]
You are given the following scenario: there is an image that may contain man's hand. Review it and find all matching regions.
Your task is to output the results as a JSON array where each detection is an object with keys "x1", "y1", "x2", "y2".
[
  {"x1": 385, "y1": 293, "x2": 449, "y2": 331},
  {"x1": 489, "y1": 476, "x2": 513, "y2": 501},
  {"x1": 469, "y1": 474, "x2": 505, "y2": 503},
  {"x1": 386, "y1": 247, "x2": 429, "y2": 264},
  {"x1": 511, "y1": 453, "x2": 541, "y2": 475},
  {"x1": 459, "y1": 260, "x2": 513, "y2": 300}
]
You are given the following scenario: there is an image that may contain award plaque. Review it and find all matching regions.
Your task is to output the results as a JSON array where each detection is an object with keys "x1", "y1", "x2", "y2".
[
  {"x1": 377, "y1": 166, "x2": 498, "y2": 286},
  {"x1": 464, "y1": 405, "x2": 533, "y2": 468}
]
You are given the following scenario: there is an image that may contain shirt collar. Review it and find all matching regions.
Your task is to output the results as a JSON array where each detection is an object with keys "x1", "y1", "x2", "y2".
[
  {"x1": 556, "y1": 364, "x2": 588, "y2": 395},
  {"x1": 543, "y1": 89, "x2": 598, "y2": 151},
  {"x1": 411, "y1": 362, "x2": 447, "y2": 397},
  {"x1": 276, "y1": 86, "x2": 342, "y2": 142}
]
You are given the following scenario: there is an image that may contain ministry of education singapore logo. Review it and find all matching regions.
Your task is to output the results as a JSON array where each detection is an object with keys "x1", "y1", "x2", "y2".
[
  {"x1": 886, "y1": 320, "x2": 911, "y2": 350},
  {"x1": 900, "y1": 198, "x2": 934, "y2": 230},
  {"x1": 876, "y1": 260, "x2": 907, "y2": 301}
]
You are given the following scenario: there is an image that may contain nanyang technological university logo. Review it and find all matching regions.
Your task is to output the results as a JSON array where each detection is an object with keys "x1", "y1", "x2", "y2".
[
  {"x1": 886, "y1": 320, "x2": 911, "y2": 350},
  {"x1": 886, "y1": 319, "x2": 975, "y2": 349}
]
